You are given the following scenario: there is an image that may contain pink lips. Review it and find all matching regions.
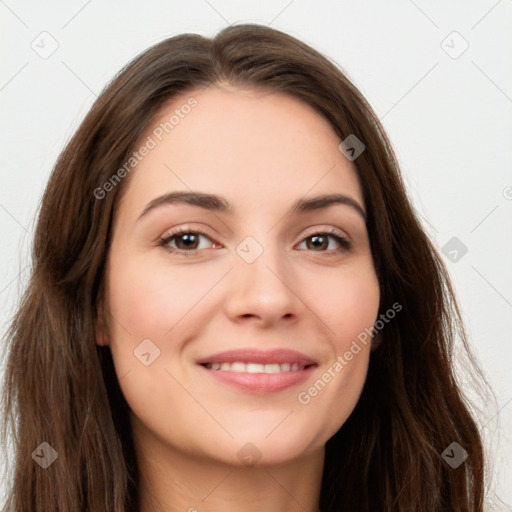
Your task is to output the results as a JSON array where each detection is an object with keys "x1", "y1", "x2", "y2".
[{"x1": 197, "y1": 348, "x2": 317, "y2": 393}]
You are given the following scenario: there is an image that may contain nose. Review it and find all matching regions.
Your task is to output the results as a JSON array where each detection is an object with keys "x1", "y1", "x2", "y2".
[{"x1": 223, "y1": 238, "x2": 303, "y2": 328}]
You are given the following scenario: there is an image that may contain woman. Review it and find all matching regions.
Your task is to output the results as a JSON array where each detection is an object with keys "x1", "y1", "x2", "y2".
[{"x1": 1, "y1": 23, "x2": 494, "y2": 511}]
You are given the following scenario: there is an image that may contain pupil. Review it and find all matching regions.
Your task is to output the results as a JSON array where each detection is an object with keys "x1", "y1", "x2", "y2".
[
  {"x1": 179, "y1": 234, "x2": 197, "y2": 249},
  {"x1": 310, "y1": 235, "x2": 326, "y2": 250}
]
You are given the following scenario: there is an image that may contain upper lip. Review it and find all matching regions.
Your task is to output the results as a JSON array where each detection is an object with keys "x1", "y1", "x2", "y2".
[{"x1": 196, "y1": 348, "x2": 317, "y2": 366}]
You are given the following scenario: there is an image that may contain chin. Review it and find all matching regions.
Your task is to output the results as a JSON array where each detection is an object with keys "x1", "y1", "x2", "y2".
[{"x1": 223, "y1": 428, "x2": 321, "y2": 468}]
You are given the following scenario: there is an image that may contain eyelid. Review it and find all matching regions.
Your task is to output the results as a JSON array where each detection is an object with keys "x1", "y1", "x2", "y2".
[
  {"x1": 159, "y1": 224, "x2": 217, "y2": 242},
  {"x1": 299, "y1": 225, "x2": 350, "y2": 242}
]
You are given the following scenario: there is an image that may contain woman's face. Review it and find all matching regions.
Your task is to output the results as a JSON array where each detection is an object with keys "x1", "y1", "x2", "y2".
[{"x1": 99, "y1": 84, "x2": 380, "y2": 467}]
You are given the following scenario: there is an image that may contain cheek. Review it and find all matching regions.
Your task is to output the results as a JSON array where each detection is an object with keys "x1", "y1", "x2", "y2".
[
  {"x1": 106, "y1": 255, "x2": 215, "y2": 338},
  {"x1": 309, "y1": 262, "x2": 380, "y2": 347},
  {"x1": 295, "y1": 262, "x2": 379, "y2": 430}
]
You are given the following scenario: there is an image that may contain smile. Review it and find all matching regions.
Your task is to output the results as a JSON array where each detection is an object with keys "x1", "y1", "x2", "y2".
[
  {"x1": 203, "y1": 362, "x2": 308, "y2": 372},
  {"x1": 197, "y1": 349, "x2": 318, "y2": 393}
]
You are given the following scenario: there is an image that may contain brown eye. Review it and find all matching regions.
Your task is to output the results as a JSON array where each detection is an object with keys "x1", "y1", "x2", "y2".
[
  {"x1": 173, "y1": 233, "x2": 200, "y2": 251},
  {"x1": 298, "y1": 232, "x2": 351, "y2": 252},
  {"x1": 159, "y1": 230, "x2": 216, "y2": 255},
  {"x1": 307, "y1": 235, "x2": 329, "y2": 251}
]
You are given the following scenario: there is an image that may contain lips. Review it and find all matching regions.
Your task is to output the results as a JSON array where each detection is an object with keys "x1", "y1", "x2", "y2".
[{"x1": 197, "y1": 349, "x2": 317, "y2": 393}]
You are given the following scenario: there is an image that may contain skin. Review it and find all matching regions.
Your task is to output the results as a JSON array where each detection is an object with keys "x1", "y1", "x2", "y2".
[{"x1": 97, "y1": 83, "x2": 380, "y2": 512}]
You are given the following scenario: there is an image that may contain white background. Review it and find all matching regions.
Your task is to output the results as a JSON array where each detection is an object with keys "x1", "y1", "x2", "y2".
[{"x1": 1, "y1": 0, "x2": 511, "y2": 509}]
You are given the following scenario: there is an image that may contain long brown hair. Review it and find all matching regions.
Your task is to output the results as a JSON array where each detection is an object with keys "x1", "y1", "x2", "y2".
[{"x1": 1, "y1": 23, "x2": 495, "y2": 511}]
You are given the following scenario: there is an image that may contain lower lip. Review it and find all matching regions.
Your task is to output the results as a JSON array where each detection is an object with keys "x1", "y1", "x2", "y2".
[{"x1": 198, "y1": 364, "x2": 317, "y2": 393}]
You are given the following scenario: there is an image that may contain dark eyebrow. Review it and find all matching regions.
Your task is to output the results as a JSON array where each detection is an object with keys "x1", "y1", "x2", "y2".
[
  {"x1": 290, "y1": 193, "x2": 366, "y2": 221},
  {"x1": 138, "y1": 191, "x2": 232, "y2": 219},
  {"x1": 138, "y1": 191, "x2": 366, "y2": 222}
]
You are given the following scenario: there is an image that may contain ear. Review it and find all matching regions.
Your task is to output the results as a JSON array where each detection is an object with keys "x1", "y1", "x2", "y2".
[
  {"x1": 370, "y1": 331, "x2": 382, "y2": 352},
  {"x1": 95, "y1": 299, "x2": 110, "y2": 346}
]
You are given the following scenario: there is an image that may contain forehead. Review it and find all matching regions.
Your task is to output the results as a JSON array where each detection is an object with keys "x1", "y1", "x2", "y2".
[{"x1": 119, "y1": 84, "x2": 364, "y2": 217}]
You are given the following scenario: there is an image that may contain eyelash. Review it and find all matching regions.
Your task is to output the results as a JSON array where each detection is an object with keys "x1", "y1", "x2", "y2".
[{"x1": 158, "y1": 227, "x2": 352, "y2": 256}]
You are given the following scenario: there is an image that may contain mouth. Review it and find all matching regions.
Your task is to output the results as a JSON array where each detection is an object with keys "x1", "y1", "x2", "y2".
[{"x1": 196, "y1": 349, "x2": 318, "y2": 393}]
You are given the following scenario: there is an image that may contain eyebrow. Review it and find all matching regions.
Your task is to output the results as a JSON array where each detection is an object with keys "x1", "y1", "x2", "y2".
[{"x1": 138, "y1": 191, "x2": 367, "y2": 222}]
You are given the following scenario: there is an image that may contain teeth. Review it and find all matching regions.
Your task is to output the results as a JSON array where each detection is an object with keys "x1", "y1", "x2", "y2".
[
  {"x1": 204, "y1": 362, "x2": 306, "y2": 373},
  {"x1": 231, "y1": 362, "x2": 246, "y2": 372},
  {"x1": 247, "y1": 363, "x2": 265, "y2": 373},
  {"x1": 264, "y1": 364, "x2": 280, "y2": 373}
]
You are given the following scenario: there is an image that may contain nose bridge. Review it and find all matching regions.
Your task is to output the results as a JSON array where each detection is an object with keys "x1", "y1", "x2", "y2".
[{"x1": 225, "y1": 231, "x2": 301, "y2": 323}]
